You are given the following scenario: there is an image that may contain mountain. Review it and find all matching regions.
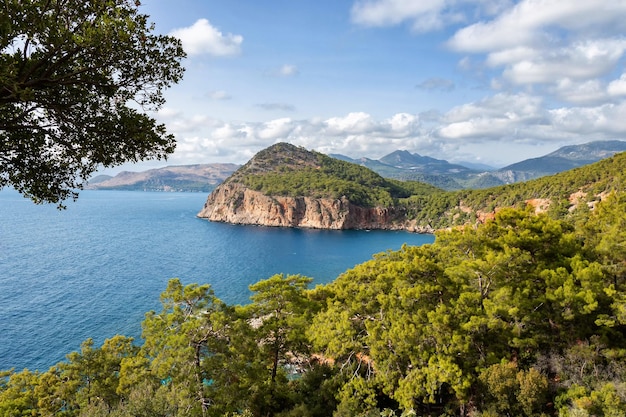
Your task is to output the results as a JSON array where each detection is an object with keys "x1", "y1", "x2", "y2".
[
  {"x1": 198, "y1": 143, "x2": 439, "y2": 232},
  {"x1": 457, "y1": 161, "x2": 496, "y2": 171},
  {"x1": 493, "y1": 140, "x2": 626, "y2": 183},
  {"x1": 87, "y1": 174, "x2": 113, "y2": 184},
  {"x1": 334, "y1": 140, "x2": 626, "y2": 190},
  {"x1": 86, "y1": 163, "x2": 240, "y2": 192},
  {"x1": 332, "y1": 151, "x2": 484, "y2": 190},
  {"x1": 379, "y1": 150, "x2": 471, "y2": 174},
  {"x1": 198, "y1": 142, "x2": 626, "y2": 232}
]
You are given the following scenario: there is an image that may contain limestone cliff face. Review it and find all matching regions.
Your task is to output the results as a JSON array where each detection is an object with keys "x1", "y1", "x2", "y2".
[{"x1": 198, "y1": 182, "x2": 432, "y2": 233}]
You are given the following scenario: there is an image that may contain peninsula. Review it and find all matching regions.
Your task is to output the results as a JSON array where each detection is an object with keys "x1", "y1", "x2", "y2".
[{"x1": 198, "y1": 142, "x2": 626, "y2": 231}]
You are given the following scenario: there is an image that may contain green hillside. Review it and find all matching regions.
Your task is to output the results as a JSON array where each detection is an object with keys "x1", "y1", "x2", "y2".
[
  {"x1": 233, "y1": 143, "x2": 440, "y2": 207},
  {"x1": 224, "y1": 143, "x2": 626, "y2": 230},
  {"x1": 4, "y1": 192, "x2": 626, "y2": 416}
]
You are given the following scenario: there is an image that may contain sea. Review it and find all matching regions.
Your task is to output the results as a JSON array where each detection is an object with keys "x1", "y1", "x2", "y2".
[{"x1": 0, "y1": 189, "x2": 434, "y2": 372}]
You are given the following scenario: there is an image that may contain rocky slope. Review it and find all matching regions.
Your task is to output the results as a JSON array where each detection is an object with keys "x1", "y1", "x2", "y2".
[
  {"x1": 197, "y1": 143, "x2": 434, "y2": 232},
  {"x1": 198, "y1": 182, "x2": 433, "y2": 232}
]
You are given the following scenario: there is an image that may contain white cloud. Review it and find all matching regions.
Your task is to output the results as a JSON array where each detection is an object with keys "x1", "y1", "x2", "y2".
[
  {"x1": 608, "y1": 74, "x2": 626, "y2": 97},
  {"x1": 351, "y1": 0, "x2": 446, "y2": 29},
  {"x1": 169, "y1": 19, "x2": 243, "y2": 56},
  {"x1": 500, "y1": 39, "x2": 626, "y2": 85},
  {"x1": 153, "y1": 96, "x2": 626, "y2": 169},
  {"x1": 443, "y1": 93, "x2": 544, "y2": 123},
  {"x1": 441, "y1": 0, "x2": 626, "y2": 108},
  {"x1": 324, "y1": 112, "x2": 377, "y2": 135},
  {"x1": 550, "y1": 102, "x2": 626, "y2": 135},
  {"x1": 258, "y1": 118, "x2": 296, "y2": 140},
  {"x1": 350, "y1": 0, "x2": 505, "y2": 32},
  {"x1": 552, "y1": 79, "x2": 607, "y2": 105},
  {"x1": 386, "y1": 113, "x2": 420, "y2": 135},
  {"x1": 449, "y1": 0, "x2": 626, "y2": 53}
]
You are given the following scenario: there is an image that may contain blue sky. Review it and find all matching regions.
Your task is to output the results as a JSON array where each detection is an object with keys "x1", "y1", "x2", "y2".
[{"x1": 118, "y1": 0, "x2": 626, "y2": 172}]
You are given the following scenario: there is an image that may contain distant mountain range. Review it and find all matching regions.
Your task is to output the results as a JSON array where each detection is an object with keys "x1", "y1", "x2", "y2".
[
  {"x1": 88, "y1": 140, "x2": 626, "y2": 192},
  {"x1": 332, "y1": 140, "x2": 626, "y2": 190},
  {"x1": 86, "y1": 163, "x2": 240, "y2": 192}
]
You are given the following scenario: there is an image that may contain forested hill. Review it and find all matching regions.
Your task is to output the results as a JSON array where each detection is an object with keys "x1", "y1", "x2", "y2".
[
  {"x1": 411, "y1": 149, "x2": 626, "y2": 229},
  {"x1": 5, "y1": 181, "x2": 626, "y2": 416},
  {"x1": 227, "y1": 142, "x2": 440, "y2": 208},
  {"x1": 209, "y1": 142, "x2": 626, "y2": 230}
]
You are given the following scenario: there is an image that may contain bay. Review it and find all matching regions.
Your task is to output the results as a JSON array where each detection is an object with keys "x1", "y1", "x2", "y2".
[{"x1": 0, "y1": 189, "x2": 434, "y2": 371}]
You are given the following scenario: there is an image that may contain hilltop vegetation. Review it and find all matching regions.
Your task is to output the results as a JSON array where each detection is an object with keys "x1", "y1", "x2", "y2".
[
  {"x1": 234, "y1": 143, "x2": 440, "y2": 207},
  {"x1": 218, "y1": 143, "x2": 626, "y2": 231},
  {"x1": 3, "y1": 192, "x2": 626, "y2": 416}
]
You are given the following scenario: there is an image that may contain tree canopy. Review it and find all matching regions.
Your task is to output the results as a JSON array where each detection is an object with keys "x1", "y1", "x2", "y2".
[
  {"x1": 4, "y1": 194, "x2": 626, "y2": 416},
  {"x1": 0, "y1": 0, "x2": 185, "y2": 204}
]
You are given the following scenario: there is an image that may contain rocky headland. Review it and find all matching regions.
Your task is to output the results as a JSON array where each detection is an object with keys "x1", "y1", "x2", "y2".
[
  {"x1": 198, "y1": 181, "x2": 433, "y2": 232},
  {"x1": 197, "y1": 143, "x2": 435, "y2": 232},
  {"x1": 198, "y1": 142, "x2": 626, "y2": 233}
]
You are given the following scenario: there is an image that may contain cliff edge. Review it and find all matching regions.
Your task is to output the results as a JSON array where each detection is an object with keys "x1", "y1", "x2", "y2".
[{"x1": 197, "y1": 143, "x2": 433, "y2": 232}]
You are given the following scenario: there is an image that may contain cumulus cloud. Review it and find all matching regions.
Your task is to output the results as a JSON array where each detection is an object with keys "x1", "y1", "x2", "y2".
[
  {"x1": 155, "y1": 94, "x2": 626, "y2": 169},
  {"x1": 351, "y1": 0, "x2": 449, "y2": 31},
  {"x1": 324, "y1": 112, "x2": 377, "y2": 135},
  {"x1": 169, "y1": 19, "x2": 243, "y2": 56},
  {"x1": 550, "y1": 103, "x2": 626, "y2": 135},
  {"x1": 448, "y1": 0, "x2": 626, "y2": 53},
  {"x1": 437, "y1": 93, "x2": 547, "y2": 141},
  {"x1": 551, "y1": 79, "x2": 607, "y2": 105},
  {"x1": 257, "y1": 118, "x2": 297, "y2": 140},
  {"x1": 441, "y1": 0, "x2": 626, "y2": 107},
  {"x1": 350, "y1": 0, "x2": 512, "y2": 32},
  {"x1": 499, "y1": 39, "x2": 626, "y2": 85},
  {"x1": 608, "y1": 74, "x2": 626, "y2": 97}
]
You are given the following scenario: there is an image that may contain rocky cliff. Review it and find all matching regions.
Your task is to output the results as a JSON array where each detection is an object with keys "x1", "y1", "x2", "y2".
[{"x1": 197, "y1": 182, "x2": 433, "y2": 233}]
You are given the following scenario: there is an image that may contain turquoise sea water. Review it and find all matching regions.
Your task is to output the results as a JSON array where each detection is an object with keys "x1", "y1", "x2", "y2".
[{"x1": 0, "y1": 190, "x2": 434, "y2": 371}]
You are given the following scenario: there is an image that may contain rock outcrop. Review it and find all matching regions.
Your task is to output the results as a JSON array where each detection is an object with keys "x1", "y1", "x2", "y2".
[{"x1": 197, "y1": 182, "x2": 433, "y2": 233}]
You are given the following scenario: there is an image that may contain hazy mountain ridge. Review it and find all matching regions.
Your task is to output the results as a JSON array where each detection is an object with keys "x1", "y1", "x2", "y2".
[
  {"x1": 86, "y1": 163, "x2": 240, "y2": 192},
  {"x1": 88, "y1": 140, "x2": 626, "y2": 193},
  {"x1": 333, "y1": 140, "x2": 626, "y2": 190}
]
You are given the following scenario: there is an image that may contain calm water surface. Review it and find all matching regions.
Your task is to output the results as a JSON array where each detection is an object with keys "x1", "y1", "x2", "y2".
[{"x1": 0, "y1": 190, "x2": 434, "y2": 371}]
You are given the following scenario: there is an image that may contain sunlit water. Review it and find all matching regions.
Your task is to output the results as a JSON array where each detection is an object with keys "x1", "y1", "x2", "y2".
[{"x1": 0, "y1": 190, "x2": 434, "y2": 371}]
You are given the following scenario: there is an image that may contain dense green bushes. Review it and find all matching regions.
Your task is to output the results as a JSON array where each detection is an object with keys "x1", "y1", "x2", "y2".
[{"x1": 3, "y1": 194, "x2": 626, "y2": 416}]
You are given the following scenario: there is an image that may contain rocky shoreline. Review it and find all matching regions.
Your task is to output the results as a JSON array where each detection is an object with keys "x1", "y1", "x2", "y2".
[{"x1": 197, "y1": 183, "x2": 435, "y2": 233}]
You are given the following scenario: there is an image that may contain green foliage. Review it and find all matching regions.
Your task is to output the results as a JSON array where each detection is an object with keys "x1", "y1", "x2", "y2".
[
  {"x1": 4, "y1": 193, "x2": 626, "y2": 416},
  {"x1": 233, "y1": 143, "x2": 626, "y2": 231},
  {"x1": 240, "y1": 148, "x2": 429, "y2": 207},
  {"x1": 0, "y1": 0, "x2": 185, "y2": 205}
]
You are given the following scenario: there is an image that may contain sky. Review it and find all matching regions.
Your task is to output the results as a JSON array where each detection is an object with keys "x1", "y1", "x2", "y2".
[{"x1": 111, "y1": 0, "x2": 626, "y2": 173}]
